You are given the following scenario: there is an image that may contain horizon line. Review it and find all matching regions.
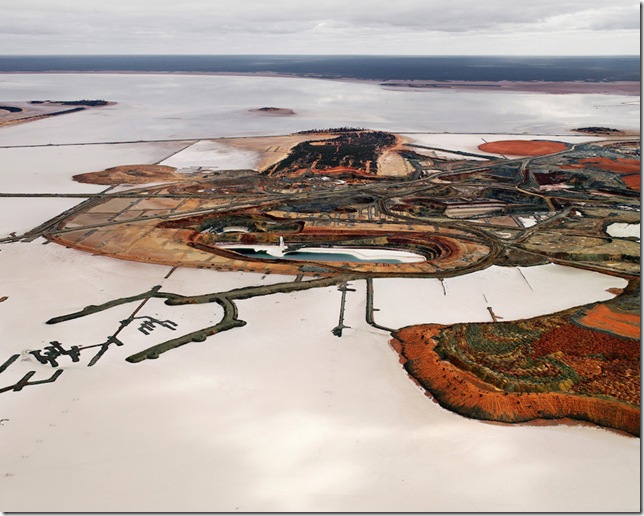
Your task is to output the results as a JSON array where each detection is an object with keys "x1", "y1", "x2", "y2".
[{"x1": 0, "y1": 53, "x2": 639, "y2": 58}]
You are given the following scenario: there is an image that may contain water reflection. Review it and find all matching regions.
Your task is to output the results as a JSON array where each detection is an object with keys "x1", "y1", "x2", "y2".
[{"x1": 0, "y1": 73, "x2": 638, "y2": 146}]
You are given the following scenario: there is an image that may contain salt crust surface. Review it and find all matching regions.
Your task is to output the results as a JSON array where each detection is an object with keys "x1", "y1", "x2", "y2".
[{"x1": 0, "y1": 74, "x2": 639, "y2": 511}]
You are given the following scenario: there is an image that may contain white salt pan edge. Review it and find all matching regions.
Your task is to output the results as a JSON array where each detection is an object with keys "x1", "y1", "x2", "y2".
[
  {"x1": 160, "y1": 139, "x2": 261, "y2": 170},
  {"x1": 0, "y1": 141, "x2": 188, "y2": 194},
  {"x1": 0, "y1": 197, "x2": 87, "y2": 238},
  {"x1": 372, "y1": 264, "x2": 627, "y2": 328}
]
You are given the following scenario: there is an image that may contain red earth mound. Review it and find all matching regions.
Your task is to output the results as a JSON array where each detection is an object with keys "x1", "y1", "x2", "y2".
[
  {"x1": 73, "y1": 164, "x2": 182, "y2": 185},
  {"x1": 392, "y1": 325, "x2": 640, "y2": 436},
  {"x1": 479, "y1": 140, "x2": 569, "y2": 156}
]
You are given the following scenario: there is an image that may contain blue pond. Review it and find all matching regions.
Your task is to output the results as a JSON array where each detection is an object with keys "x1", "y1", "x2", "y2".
[{"x1": 229, "y1": 248, "x2": 407, "y2": 264}]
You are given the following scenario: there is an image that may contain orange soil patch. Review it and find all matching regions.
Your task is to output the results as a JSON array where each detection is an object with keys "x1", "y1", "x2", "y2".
[
  {"x1": 622, "y1": 174, "x2": 640, "y2": 190},
  {"x1": 73, "y1": 164, "x2": 183, "y2": 185},
  {"x1": 392, "y1": 325, "x2": 640, "y2": 436},
  {"x1": 577, "y1": 157, "x2": 641, "y2": 174},
  {"x1": 479, "y1": 140, "x2": 569, "y2": 156},
  {"x1": 576, "y1": 304, "x2": 641, "y2": 340},
  {"x1": 562, "y1": 157, "x2": 641, "y2": 191}
]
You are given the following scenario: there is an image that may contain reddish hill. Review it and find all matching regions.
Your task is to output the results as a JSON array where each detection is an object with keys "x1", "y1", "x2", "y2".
[
  {"x1": 391, "y1": 295, "x2": 640, "y2": 436},
  {"x1": 392, "y1": 325, "x2": 639, "y2": 436}
]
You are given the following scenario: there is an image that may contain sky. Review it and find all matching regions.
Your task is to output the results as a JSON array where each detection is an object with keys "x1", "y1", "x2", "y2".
[{"x1": 0, "y1": 0, "x2": 639, "y2": 55}]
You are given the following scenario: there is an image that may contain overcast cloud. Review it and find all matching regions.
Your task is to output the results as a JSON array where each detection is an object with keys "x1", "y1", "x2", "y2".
[{"x1": 0, "y1": 0, "x2": 639, "y2": 55}]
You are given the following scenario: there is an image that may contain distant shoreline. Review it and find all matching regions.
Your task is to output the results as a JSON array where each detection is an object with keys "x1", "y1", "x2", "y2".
[
  {"x1": 377, "y1": 79, "x2": 640, "y2": 95},
  {"x1": 0, "y1": 70, "x2": 640, "y2": 95}
]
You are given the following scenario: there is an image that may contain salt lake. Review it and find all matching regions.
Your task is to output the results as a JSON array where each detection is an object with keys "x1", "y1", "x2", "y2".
[
  {"x1": 0, "y1": 72, "x2": 639, "y2": 512},
  {"x1": 0, "y1": 73, "x2": 638, "y2": 146}
]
